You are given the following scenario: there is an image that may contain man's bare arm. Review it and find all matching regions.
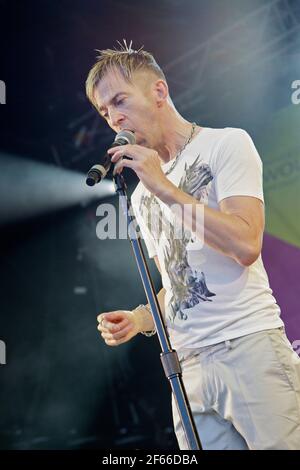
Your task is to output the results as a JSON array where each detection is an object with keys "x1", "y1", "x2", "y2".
[{"x1": 157, "y1": 187, "x2": 264, "y2": 267}]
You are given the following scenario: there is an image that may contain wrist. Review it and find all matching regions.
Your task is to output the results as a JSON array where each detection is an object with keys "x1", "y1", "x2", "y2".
[{"x1": 132, "y1": 304, "x2": 156, "y2": 336}]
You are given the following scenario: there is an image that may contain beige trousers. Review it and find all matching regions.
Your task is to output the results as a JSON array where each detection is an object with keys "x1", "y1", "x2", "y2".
[{"x1": 172, "y1": 327, "x2": 300, "y2": 450}]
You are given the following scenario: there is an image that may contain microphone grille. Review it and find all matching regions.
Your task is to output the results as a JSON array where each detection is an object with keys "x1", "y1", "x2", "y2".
[{"x1": 115, "y1": 129, "x2": 136, "y2": 145}]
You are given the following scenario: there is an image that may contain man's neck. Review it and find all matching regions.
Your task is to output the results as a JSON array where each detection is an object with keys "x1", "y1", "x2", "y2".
[{"x1": 155, "y1": 112, "x2": 201, "y2": 163}]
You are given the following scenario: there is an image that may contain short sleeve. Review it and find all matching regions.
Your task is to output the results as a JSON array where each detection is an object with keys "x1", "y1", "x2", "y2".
[
  {"x1": 214, "y1": 129, "x2": 264, "y2": 204},
  {"x1": 131, "y1": 185, "x2": 157, "y2": 259}
]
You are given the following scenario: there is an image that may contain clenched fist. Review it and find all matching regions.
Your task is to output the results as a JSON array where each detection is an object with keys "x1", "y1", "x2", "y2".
[{"x1": 97, "y1": 310, "x2": 142, "y2": 347}]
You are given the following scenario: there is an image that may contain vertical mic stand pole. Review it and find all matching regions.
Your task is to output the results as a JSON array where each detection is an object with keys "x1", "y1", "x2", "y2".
[{"x1": 113, "y1": 172, "x2": 202, "y2": 451}]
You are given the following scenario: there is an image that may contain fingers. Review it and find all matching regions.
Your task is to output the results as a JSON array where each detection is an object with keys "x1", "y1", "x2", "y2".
[
  {"x1": 110, "y1": 149, "x2": 126, "y2": 163},
  {"x1": 97, "y1": 316, "x2": 130, "y2": 333},
  {"x1": 108, "y1": 144, "x2": 159, "y2": 177},
  {"x1": 108, "y1": 144, "x2": 153, "y2": 163},
  {"x1": 97, "y1": 311, "x2": 126, "y2": 323},
  {"x1": 101, "y1": 334, "x2": 131, "y2": 347},
  {"x1": 97, "y1": 311, "x2": 134, "y2": 346},
  {"x1": 113, "y1": 158, "x2": 136, "y2": 175},
  {"x1": 107, "y1": 144, "x2": 139, "y2": 161},
  {"x1": 100, "y1": 323, "x2": 133, "y2": 344}
]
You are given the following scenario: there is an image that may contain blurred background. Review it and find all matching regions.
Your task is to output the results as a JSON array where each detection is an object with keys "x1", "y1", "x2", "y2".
[{"x1": 0, "y1": 0, "x2": 300, "y2": 450}]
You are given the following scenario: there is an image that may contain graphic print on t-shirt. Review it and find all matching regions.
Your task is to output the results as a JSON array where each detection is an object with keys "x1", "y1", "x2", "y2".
[{"x1": 139, "y1": 154, "x2": 216, "y2": 322}]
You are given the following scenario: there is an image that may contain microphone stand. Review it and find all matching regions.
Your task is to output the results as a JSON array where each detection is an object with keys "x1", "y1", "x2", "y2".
[{"x1": 113, "y1": 171, "x2": 202, "y2": 451}]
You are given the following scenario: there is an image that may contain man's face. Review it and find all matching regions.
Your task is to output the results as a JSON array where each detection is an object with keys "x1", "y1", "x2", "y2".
[{"x1": 93, "y1": 68, "x2": 161, "y2": 147}]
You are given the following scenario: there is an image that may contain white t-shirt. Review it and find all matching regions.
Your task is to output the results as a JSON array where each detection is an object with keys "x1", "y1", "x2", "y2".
[{"x1": 131, "y1": 127, "x2": 283, "y2": 353}]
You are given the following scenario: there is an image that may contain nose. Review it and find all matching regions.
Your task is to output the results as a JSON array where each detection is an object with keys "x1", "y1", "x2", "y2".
[{"x1": 108, "y1": 109, "x2": 125, "y2": 130}]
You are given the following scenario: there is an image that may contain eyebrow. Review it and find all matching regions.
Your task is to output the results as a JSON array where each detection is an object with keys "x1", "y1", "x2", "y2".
[{"x1": 98, "y1": 92, "x2": 126, "y2": 114}]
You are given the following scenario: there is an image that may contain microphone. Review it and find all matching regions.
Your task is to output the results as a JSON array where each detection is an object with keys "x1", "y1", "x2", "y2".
[{"x1": 86, "y1": 129, "x2": 136, "y2": 186}]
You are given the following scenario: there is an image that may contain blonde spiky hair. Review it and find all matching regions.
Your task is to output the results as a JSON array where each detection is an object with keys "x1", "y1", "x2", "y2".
[{"x1": 85, "y1": 39, "x2": 166, "y2": 114}]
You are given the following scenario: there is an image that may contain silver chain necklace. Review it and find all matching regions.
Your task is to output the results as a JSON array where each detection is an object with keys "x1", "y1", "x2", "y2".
[{"x1": 164, "y1": 122, "x2": 197, "y2": 176}]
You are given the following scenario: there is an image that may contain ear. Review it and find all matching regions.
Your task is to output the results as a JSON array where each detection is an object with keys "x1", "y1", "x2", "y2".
[{"x1": 153, "y1": 79, "x2": 169, "y2": 107}]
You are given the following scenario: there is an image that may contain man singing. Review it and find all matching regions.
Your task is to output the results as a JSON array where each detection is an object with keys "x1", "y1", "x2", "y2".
[{"x1": 86, "y1": 42, "x2": 300, "y2": 450}]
